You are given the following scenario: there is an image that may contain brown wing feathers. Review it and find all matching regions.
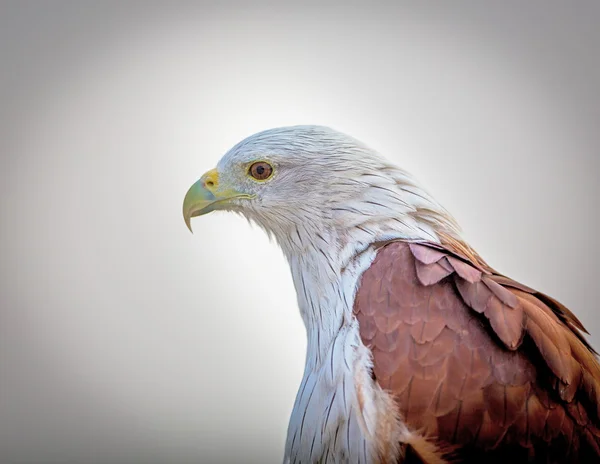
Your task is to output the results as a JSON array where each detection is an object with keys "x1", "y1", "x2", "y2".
[{"x1": 353, "y1": 241, "x2": 600, "y2": 462}]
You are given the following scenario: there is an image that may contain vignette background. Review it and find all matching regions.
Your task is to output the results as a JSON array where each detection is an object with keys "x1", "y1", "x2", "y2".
[{"x1": 1, "y1": 1, "x2": 599, "y2": 463}]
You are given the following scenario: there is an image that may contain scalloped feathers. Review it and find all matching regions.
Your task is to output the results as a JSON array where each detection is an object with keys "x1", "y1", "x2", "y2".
[{"x1": 354, "y1": 241, "x2": 600, "y2": 463}]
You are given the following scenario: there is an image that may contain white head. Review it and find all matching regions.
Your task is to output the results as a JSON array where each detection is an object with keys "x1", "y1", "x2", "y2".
[{"x1": 183, "y1": 125, "x2": 461, "y2": 259}]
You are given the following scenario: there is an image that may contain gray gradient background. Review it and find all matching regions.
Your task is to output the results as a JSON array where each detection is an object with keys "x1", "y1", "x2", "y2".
[{"x1": 1, "y1": 1, "x2": 599, "y2": 463}]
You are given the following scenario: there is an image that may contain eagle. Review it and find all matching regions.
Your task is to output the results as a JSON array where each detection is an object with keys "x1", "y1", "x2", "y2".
[{"x1": 182, "y1": 126, "x2": 600, "y2": 463}]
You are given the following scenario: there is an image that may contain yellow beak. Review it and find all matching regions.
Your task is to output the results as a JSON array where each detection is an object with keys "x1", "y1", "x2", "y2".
[{"x1": 182, "y1": 168, "x2": 252, "y2": 233}]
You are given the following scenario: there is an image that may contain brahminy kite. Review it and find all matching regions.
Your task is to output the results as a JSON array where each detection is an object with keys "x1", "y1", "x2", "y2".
[{"x1": 182, "y1": 126, "x2": 600, "y2": 463}]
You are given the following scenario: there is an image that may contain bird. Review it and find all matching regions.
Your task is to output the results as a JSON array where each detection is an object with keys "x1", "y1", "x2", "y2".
[{"x1": 182, "y1": 125, "x2": 600, "y2": 463}]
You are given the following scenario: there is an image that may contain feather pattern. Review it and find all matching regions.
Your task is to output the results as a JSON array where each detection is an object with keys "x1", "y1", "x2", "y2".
[{"x1": 353, "y1": 240, "x2": 600, "y2": 462}]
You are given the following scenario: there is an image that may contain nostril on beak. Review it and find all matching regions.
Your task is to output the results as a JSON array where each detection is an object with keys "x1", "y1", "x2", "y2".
[{"x1": 200, "y1": 169, "x2": 219, "y2": 190}]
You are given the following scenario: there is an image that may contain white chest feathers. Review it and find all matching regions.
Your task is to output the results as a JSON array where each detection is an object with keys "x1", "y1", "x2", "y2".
[
  {"x1": 284, "y1": 319, "x2": 406, "y2": 464},
  {"x1": 283, "y1": 245, "x2": 408, "y2": 464}
]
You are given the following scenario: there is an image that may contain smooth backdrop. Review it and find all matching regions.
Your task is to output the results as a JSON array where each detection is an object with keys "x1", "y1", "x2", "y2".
[{"x1": 1, "y1": 2, "x2": 599, "y2": 463}]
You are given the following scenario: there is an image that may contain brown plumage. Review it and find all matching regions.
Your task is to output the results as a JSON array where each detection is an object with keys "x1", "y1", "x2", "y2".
[{"x1": 354, "y1": 240, "x2": 600, "y2": 463}]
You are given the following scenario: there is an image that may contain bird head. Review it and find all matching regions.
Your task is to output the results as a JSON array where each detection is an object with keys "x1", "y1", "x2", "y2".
[{"x1": 183, "y1": 125, "x2": 460, "y2": 253}]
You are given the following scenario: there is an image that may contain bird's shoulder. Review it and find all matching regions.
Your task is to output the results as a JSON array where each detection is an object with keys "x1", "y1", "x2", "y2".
[{"x1": 353, "y1": 239, "x2": 600, "y2": 462}]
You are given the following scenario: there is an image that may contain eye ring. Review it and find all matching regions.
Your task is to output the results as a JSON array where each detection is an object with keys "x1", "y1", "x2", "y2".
[{"x1": 248, "y1": 161, "x2": 273, "y2": 181}]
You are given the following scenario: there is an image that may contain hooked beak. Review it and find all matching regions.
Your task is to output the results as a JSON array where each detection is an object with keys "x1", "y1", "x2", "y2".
[{"x1": 182, "y1": 168, "x2": 253, "y2": 233}]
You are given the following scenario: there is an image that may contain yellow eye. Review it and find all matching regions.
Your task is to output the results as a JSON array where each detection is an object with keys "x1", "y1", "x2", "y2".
[{"x1": 248, "y1": 161, "x2": 273, "y2": 181}]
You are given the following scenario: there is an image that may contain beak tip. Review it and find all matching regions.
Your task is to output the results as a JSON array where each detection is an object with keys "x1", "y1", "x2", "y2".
[{"x1": 183, "y1": 213, "x2": 194, "y2": 234}]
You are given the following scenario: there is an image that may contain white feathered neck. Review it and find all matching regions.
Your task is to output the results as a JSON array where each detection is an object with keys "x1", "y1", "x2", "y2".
[{"x1": 270, "y1": 159, "x2": 462, "y2": 369}]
